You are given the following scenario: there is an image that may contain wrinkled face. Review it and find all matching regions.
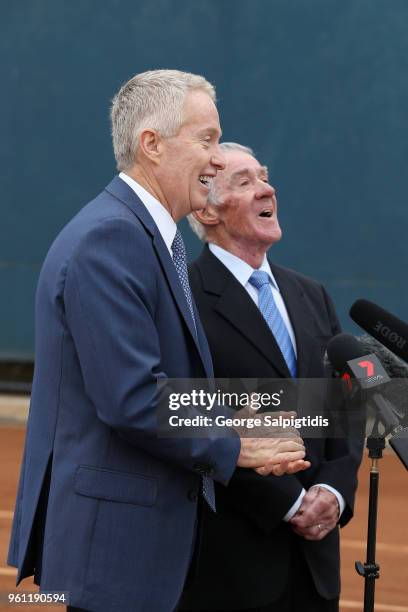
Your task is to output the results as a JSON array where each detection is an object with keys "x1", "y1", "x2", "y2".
[
  {"x1": 214, "y1": 150, "x2": 282, "y2": 249},
  {"x1": 157, "y1": 90, "x2": 225, "y2": 220}
]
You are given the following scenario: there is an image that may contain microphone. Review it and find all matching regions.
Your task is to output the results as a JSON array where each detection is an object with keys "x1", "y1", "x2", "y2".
[
  {"x1": 327, "y1": 333, "x2": 392, "y2": 398},
  {"x1": 326, "y1": 333, "x2": 367, "y2": 374},
  {"x1": 327, "y1": 333, "x2": 408, "y2": 469},
  {"x1": 350, "y1": 299, "x2": 408, "y2": 364},
  {"x1": 357, "y1": 334, "x2": 408, "y2": 419},
  {"x1": 356, "y1": 334, "x2": 408, "y2": 469}
]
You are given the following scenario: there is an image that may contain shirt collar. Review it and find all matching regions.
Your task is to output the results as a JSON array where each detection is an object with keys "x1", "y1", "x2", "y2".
[
  {"x1": 119, "y1": 172, "x2": 177, "y2": 254},
  {"x1": 208, "y1": 243, "x2": 279, "y2": 291}
]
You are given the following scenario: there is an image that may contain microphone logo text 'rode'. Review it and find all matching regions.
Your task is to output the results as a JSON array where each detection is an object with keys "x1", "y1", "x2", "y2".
[{"x1": 374, "y1": 320, "x2": 407, "y2": 349}]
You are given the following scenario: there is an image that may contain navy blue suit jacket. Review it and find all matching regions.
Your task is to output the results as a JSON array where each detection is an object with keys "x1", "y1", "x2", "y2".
[{"x1": 8, "y1": 177, "x2": 240, "y2": 612}]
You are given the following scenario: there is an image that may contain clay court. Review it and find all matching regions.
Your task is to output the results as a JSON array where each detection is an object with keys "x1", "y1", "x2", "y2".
[{"x1": 0, "y1": 421, "x2": 407, "y2": 612}]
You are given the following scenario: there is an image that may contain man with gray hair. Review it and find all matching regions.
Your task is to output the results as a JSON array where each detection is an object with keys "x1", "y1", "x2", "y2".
[
  {"x1": 8, "y1": 73, "x2": 308, "y2": 612},
  {"x1": 180, "y1": 143, "x2": 363, "y2": 612}
]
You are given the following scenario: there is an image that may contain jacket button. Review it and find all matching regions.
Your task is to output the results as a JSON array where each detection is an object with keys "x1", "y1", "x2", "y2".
[{"x1": 188, "y1": 489, "x2": 199, "y2": 501}]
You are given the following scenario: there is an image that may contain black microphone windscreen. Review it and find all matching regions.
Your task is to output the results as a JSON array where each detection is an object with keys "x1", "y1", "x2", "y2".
[
  {"x1": 326, "y1": 333, "x2": 367, "y2": 374},
  {"x1": 357, "y1": 334, "x2": 408, "y2": 378},
  {"x1": 357, "y1": 334, "x2": 408, "y2": 425},
  {"x1": 350, "y1": 299, "x2": 408, "y2": 364}
]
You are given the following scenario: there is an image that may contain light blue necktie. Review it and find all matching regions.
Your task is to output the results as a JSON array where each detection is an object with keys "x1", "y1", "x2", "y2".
[
  {"x1": 249, "y1": 270, "x2": 297, "y2": 378},
  {"x1": 171, "y1": 229, "x2": 216, "y2": 512}
]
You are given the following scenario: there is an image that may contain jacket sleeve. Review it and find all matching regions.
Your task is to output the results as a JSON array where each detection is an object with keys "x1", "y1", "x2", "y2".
[{"x1": 217, "y1": 468, "x2": 304, "y2": 534}]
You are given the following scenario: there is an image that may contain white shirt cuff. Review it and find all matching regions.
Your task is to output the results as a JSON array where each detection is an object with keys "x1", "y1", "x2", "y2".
[
  {"x1": 311, "y1": 484, "x2": 345, "y2": 518},
  {"x1": 282, "y1": 489, "x2": 306, "y2": 521}
]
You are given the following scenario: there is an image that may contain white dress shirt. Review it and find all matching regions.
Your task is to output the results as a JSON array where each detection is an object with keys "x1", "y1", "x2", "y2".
[
  {"x1": 208, "y1": 242, "x2": 345, "y2": 521},
  {"x1": 119, "y1": 172, "x2": 176, "y2": 254},
  {"x1": 209, "y1": 243, "x2": 297, "y2": 355}
]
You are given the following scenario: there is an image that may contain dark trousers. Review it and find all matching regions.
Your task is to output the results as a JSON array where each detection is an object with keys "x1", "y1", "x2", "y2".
[{"x1": 179, "y1": 542, "x2": 339, "y2": 612}]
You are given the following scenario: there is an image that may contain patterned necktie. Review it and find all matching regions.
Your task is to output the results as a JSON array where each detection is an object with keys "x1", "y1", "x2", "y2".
[
  {"x1": 171, "y1": 230, "x2": 197, "y2": 337},
  {"x1": 171, "y1": 229, "x2": 216, "y2": 512},
  {"x1": 249, "y1": 270, "x2": 297, "y2": 377}
]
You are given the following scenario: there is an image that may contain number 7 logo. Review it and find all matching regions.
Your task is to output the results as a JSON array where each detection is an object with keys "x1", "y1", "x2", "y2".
[{"x1": 357, "y1": 360, "x2": 374, "y2": 377}]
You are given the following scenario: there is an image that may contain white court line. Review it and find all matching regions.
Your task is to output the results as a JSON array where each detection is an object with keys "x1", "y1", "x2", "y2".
[
  {"x1": 341, "y1": 601, "x2": 408, "y2": 611},
  {"x1": 342, "y1": 538, "x2": 408, "y2": 555},
  {"x1": 0, "y1": 510, "x2": 13, "y2": 519}
]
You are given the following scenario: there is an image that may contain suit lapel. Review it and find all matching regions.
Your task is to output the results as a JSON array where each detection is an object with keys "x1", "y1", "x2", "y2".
[
  {"x1": 216, "y1": 284, "x2": 291, "y2": 377},
  {"x1": 192, "y1": 301, "x2": 215, "y2": 377},
  {"x1": 196, "y1": 247, "x2": 291, "y2": 377},
  {"x1": 104, "y1": 177, "x2": 211, "y2": 374}
]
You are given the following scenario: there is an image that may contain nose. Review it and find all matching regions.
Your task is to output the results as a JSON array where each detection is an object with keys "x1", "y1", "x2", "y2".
[
  {"x1": 211, "y1": 147, "x2": 226, "y2": 171},
  {"x1": 256, "y1": 181, "x2": 276, "y2": 199}
]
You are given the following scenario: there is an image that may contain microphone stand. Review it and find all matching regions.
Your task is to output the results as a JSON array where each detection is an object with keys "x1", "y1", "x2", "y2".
[{"x1": 355, "y1": 422, "x2": 385, "y2": 612}]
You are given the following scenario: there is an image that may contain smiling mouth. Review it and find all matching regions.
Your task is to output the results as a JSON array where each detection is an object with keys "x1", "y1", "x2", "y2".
[
  {"x1": 258, "y1": 209, "x2": 273, "y2": 218},
  {"x1": 198, "y1": 175, "x2": 213, "y2": 188}
]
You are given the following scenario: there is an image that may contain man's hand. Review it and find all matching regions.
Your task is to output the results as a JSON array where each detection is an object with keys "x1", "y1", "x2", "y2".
[
  {"x1": 258, "y1": 456, "x2": 311, "y2": 477},
  {"x1": 235, "y1": 410, "x2": 311, "y2": 476},
  {"x1": 289, "y1": 486, "x2": 339, "y2": 540},
  {"x1": 237, "y1": 436, "x2": 310, "y2": 476}
]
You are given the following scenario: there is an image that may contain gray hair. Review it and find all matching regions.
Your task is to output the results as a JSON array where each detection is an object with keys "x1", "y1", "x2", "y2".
[
  {"x1": 111, "y1": 69, "x2": 216, "y2": 171},
  {"x1": 188, "y1": 142, "x2": 255, "y2": 241}
]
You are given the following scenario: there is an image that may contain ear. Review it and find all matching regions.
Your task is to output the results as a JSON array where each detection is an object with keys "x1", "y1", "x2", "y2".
[
  {"x1": 193, "y1": 204, "x2": 221, "y2": 227},
  {"x1": 138, "y1": 129, "x2": 162, "y2": 165}
]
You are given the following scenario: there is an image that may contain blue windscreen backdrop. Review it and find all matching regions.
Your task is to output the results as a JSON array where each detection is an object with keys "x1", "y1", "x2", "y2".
[{"x1": 2, "y1": 0, "x2": 408, "y2": 359}]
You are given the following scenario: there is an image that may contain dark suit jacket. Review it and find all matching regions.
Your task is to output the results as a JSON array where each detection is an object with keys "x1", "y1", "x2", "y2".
[
  {"x1": 180, "y1": 246, "x2": 363, "y2": 610},
  {"x1": 7, "y1": 179, "x2": 240, "y2": 612}
]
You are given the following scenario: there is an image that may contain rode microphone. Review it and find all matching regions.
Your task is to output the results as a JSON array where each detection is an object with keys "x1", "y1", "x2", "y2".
[
  {"x1": 327, "y1": 333, "x2": 408, "y2": 469},
  {"x1": 350, "y1": 299, "x2": 408, "y2": 364}
]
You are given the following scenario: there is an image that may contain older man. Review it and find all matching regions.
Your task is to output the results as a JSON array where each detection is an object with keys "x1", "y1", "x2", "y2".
[
  {"x1": 180, "y1": 143, "x2": 363, "y2": 612},
  {"x1": 7, "y1": 76, "x2": 307, "y2": 612}
]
